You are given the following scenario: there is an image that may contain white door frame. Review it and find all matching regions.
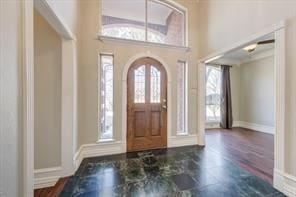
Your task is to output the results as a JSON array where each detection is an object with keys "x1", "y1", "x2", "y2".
[
  {"x1": 24, "y1": 0, "x2": 77, "y2": 195},
  {"x1": 23, "y1": 1, "x2": 34, "y2": 196},
  {"x1": 197, "y1": 21, "x2": 286, "y2": 190}
]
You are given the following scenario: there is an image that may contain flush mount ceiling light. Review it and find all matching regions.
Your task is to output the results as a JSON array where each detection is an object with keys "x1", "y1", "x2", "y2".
[
  {"x1": 243, "y1": 39, "x2": 275, "y2": 53},
  {"x1": 205, "y1": 54, "x2": 223, "y2": 64},
  {"x1": 243, "y1": 44, "x2": 257, "y2": 52}
]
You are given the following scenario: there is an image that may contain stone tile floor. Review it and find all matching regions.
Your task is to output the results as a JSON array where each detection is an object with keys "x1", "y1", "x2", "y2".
[{"x1": 60, "y1": 145, "x2": 285, "y2": 197}]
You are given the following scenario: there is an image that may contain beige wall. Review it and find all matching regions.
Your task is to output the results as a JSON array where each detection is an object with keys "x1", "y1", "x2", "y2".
[
  {"x1": 230, "y1": 66, "x2": 240, "y2": 123},
  {"x1": 77, "y1": 0, "x2": 199, "y2": 147},
  {"x1": 34, "y1": 10, "x2": 62, "y2": 169},
  {"x1": 198, "y1": 0, "x2": 296, "y2": 176},
  {"x1": 239, "y1": 56, "x2": 274, "y2": 127}
]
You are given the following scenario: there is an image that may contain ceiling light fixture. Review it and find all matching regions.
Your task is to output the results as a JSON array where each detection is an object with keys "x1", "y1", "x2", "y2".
[
  {"x1": 243, "y1": 44, "x2": 257, "y2": 52},
  {"x1": 205, "y1": 55, "x2": 223, "y2": 64}
]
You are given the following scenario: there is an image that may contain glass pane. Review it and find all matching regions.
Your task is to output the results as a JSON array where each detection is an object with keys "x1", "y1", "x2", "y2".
[
  {"x1": 206, "y1": 66, "x2": 221, "y2": 122},
  {"x1": 101, "y1": 0, "x2": 146, "y2": 41},
  {"x1": 177, "y1": 61, "x2": 186, "y2": 134},
  {"x1": 150, "y1": 66, "x2": 161, "y2": 103},
  {"x1": 147, "y1": 0, "x2": 185, "y2": 46},
  {"x1": 100, "y1": 55, "x2": 114, "y2": 139},
  {"x1": 134, "y1": 65, "x2": 146, "y2": 103}
]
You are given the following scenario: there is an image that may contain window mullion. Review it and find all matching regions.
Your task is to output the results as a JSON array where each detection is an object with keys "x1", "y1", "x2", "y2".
[{"x1": 145, "y1": 0, "x2": 148, "y2": 42}]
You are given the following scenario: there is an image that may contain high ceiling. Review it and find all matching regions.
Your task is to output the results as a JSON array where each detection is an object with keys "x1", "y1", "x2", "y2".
[{"x1": 102, "y1": 0, "x2": 173, "y2": 25}]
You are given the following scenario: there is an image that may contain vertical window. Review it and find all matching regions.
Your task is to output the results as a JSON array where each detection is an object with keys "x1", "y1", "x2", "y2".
[
  {"x1": 206, "y1": 66, "x2": 221, "y2": 122},
  {"x1": 150, "y1": 66, "x2": 161, "y2": 103},
  {"x1": 134, "y1": 65, "x2": 146, "y2": 103},
  {"x1": 176, "y1": 61, "x2": 187, "y2": 134},
  {"x1": 99, "y1": 54, "x2": 114, "y2": 139}
]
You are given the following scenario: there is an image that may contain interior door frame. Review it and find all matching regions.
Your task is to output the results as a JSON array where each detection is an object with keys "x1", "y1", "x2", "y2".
[
  {"x1": 122, "y1": 52, "x2": 172, "y2": 152},
  {"x1": 197, "y1": 21, "x2": 286, "y2": 191}
]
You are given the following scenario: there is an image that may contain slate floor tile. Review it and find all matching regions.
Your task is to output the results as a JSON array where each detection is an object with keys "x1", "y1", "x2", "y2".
[
  {"x1": 170, "y1": 173, "x2": 197, "y2": 191},
  {"x1": 59, "y1": 146, "x2": 284, "y2": 197}
]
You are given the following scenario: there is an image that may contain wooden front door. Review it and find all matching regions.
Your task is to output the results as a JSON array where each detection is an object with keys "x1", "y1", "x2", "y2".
[{"x1": 127, "y1": 57, "x2": 167, "y2": 152}]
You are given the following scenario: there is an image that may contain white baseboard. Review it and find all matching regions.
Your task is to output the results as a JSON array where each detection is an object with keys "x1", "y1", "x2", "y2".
[
  {"x1": 168, "y1": 134, "x2": 198, "y2": 148},
  {"x1": 238, "y1": 121, "x2": 275, "y2": 134},
  {"x1": 34, "y1": 166, "x2": 62, "y2": 189},
  {"x1": 274, "y1": 169, "x2": 296, "y2": 196},
  {"x1": 74, "y1": 141, "x2": 126, "y2": 171},
  {"x1": 34, "y1": 136, "x2": 202, "y2": 189}
]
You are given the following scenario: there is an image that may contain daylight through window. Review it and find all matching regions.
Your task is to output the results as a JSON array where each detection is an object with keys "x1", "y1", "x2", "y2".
[
  {"x1": 176, "y1": 61, "x2": 187, "y2": 134},
  {"x1": 101, "y1": 0, "x2": 186, "y2": 46},
  {"x1": 206, "y1": 66, "x2": 221, "y2": 122},
  {"x1": 99, "y1": 54, "x2": 114, "y2": 139}
]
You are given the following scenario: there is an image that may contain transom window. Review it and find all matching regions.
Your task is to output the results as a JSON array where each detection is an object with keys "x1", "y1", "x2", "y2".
[
  {"x1": 206, "y1": 66, "x2": 221, "y2": 122},
  {"x1": 101, "y1": 0, "x2": 186, "y2": 46}
]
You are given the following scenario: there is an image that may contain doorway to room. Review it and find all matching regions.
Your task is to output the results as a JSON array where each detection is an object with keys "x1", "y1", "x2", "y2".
[
  {"x1": 204, "y1": 33, "x2": 276, "y2": 184},
  {"x1": 127, "y1": 57, "x2": 168, "y2": 152}
]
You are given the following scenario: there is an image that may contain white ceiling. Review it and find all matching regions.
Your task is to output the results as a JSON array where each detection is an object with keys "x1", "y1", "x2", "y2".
[
  {"x1": 102, "y1": 0, "x2": 172, "y2": 25},
  {"x1": 222, "y1": 43, "x2": 274, "y2": 61},
  {"x1": 211, "y1": 34, "x2": 275, "y2": 65}
]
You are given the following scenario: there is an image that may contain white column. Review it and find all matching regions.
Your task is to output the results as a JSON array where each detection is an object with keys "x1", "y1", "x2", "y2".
[
  {"x1": 197, "y1": 62, "x2": 205, "y2": 146},
  {"x1": 61, "y1": 39, "x2": 77, "y2": 176},
  {"x1": 273, "y1": 26, "x2": 286, "y2": 189}
]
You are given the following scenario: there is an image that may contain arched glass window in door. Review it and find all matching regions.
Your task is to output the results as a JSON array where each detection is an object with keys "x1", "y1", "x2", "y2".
[
  {"x1": 150, "y1": 66, "x2": 161, "y2": 103},
  {"x1": 134, "y1": 65, "x2": 146, "y2": 103}
]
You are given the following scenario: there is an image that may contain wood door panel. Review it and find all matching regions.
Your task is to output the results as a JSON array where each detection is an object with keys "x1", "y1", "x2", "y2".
[
  {"x1": 127, "y1": 57, "x2": 167, "y2": 152},
  {"x1": 151, "y1": 111, "x2": 161, "y2": 136},
  {"x1": 133, "y1": 110, "x2": 146, "y2": 138}
]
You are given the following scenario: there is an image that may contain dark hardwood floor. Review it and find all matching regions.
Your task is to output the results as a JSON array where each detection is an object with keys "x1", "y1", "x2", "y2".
[
  {"x1": 34, "y1": 177, "x2": 69, "y2": 197},
  {"x1": 206, "y1": 127, "x2": 274, "y2": 184}
]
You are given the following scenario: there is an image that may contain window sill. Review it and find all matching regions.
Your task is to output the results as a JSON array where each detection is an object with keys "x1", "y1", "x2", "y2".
[
  {"x1": 176, "y1": 132, "x2": 188, "y2": 136},
  {"x1": 98, "y1": 35, "x2": 191, "y2": 52},
  {"x1": 206, "y1": 121, "x2": 221, "y2": 124},
  {"x1": 96, "y1": 138, "x2": 116, "y2": 143}
]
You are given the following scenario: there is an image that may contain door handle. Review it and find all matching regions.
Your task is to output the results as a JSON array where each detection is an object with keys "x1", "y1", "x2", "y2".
[{"x1": 162, "y1": 105, "x2": 167, "y2": 109}]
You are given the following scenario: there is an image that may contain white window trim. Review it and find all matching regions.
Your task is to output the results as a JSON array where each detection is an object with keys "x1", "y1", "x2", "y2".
[
  {"x1": 98, "y1": 53, "x2": 115, "y2": 141},
  {"x1": 98, "y1": 35, "x2": 190, "y2": 52},
  {"x1": 176, "y1": 60, "x2": 188, "y2": 136},
  {"x1": 99, "y1": 0, "x2": 189, "y2": 49}
]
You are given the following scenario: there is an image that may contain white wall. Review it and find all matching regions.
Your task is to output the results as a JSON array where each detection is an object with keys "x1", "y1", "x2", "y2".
[
  {"x1": 47, "y1": 0, "x2": 79, "y2": 35},
  {"x1": 198, "y1": 0, "x2": 296, "y2": 176},
  {"x1": 34, "y1": 10, "x2": 62, "y2": 169},
  {"x1": 239, "y1": 56, "x2": 274, "y2": 127},
  {"x1": 0, "y1": 1, "x2": 24, "y2": 196}
]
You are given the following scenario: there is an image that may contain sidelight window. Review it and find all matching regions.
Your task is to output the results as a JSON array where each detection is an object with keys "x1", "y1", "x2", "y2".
[
  {"x1": 99, "y1": 54, "x2": 114, "y2": 140},
  {"x1": 176, "y1": 61, "x2": 187, "y2": 135}
]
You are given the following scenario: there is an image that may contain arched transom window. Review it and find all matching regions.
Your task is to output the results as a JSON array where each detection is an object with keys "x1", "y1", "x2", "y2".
[{"x1": 101, "y1": 0, "x2": 186, "y2": 46}]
